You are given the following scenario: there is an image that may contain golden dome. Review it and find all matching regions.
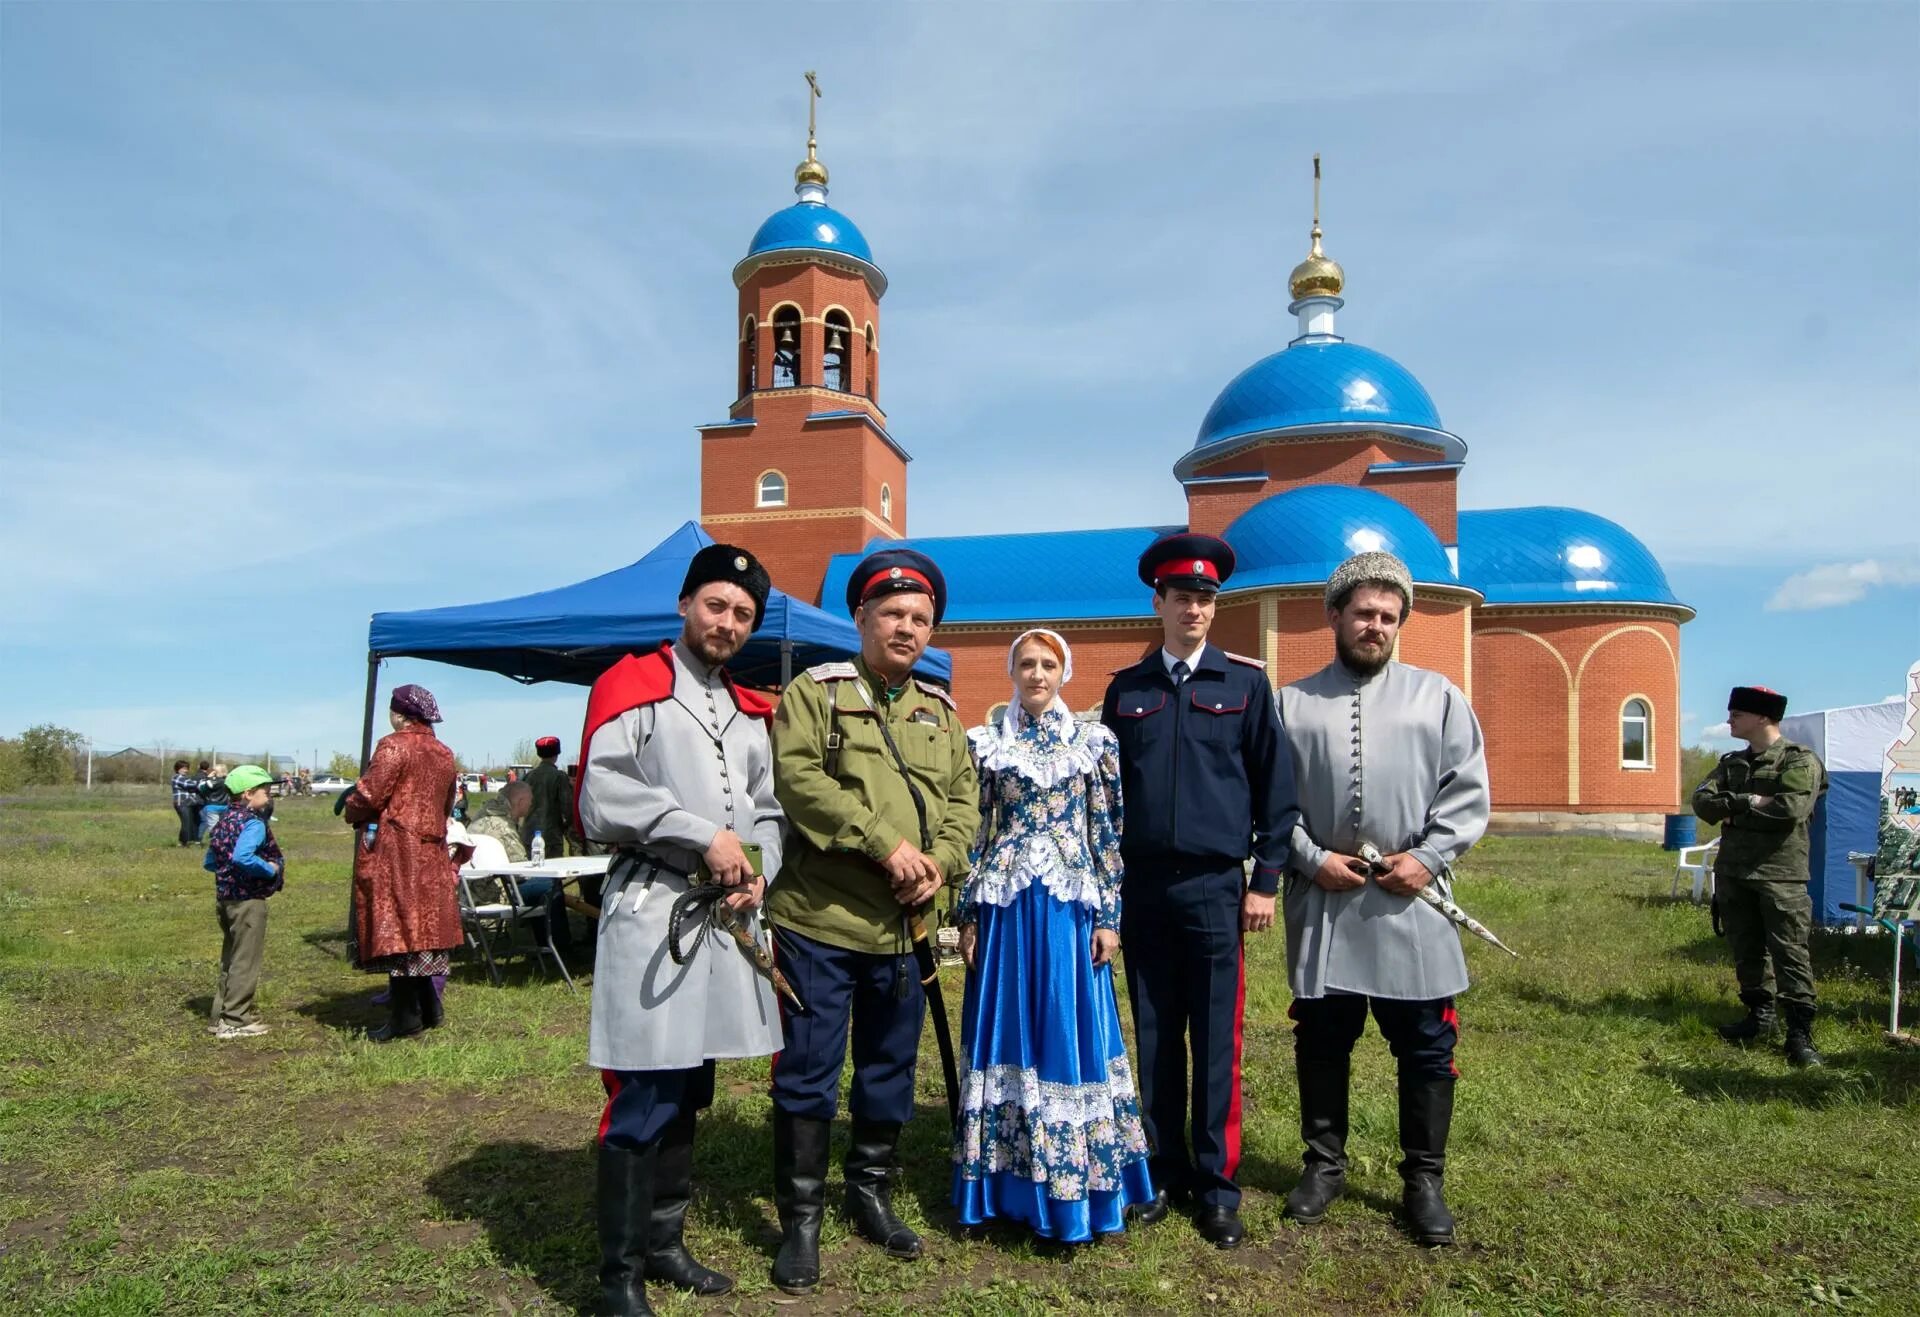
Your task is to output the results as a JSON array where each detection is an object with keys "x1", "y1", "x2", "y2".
[
  {"x1": 795, "y1": 150, "x2": 829, "y2": 189},
  {"x1": 1289, "y1": 224, "x2": 1344, "y2": 300}
]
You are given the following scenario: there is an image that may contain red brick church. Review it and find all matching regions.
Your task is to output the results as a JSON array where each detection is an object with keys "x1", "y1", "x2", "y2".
[{"x1": 698, "y1": 126, "x2": 1692, "y2": 836}]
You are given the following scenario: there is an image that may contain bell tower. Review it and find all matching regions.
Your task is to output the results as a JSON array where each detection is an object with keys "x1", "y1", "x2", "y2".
[{"x1": 699, "y1": 72, "x2": 906, "y2": 607}]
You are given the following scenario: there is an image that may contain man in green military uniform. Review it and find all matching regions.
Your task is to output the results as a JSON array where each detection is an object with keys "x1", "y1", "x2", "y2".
[
  {"x1": 765, "y1": 548, "x2": 979, "y2": 1294},
  {"x1": 523, "y1": 736, "x2": 571, "y2": 857},
  {"x1": 1692, "y1": 684, "x2": 1829, "y2": 1067}
]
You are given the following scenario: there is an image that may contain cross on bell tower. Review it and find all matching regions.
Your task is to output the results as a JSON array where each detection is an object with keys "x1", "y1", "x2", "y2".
[{"x1": 697, "y1": 72, "x2": 904, "y2": 608}]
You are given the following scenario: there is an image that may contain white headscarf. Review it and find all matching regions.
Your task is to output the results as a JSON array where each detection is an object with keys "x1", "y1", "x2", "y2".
[{"x1": 969, "y1": 628, "x2": 1098, "y2": 787}]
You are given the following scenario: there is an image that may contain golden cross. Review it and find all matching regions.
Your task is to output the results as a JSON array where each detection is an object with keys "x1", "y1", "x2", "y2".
[
  {"x1": 1312, "y1": 153, "x2": 1322, "y2": 230},
  {"x1": 804, "y1": 71, "x2": 822, "y2": 146}
]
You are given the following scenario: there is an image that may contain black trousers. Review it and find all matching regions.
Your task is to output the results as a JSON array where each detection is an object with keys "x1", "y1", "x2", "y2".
[
  {"x1": 176, "y1": 801, "x2": 201, "y2": 845},
  {"x1": 1289, "y1": 993, "x2": 1459, "y2": 1081},
  {"x1": 1120, "y1": 862, "x2": 1246, "y2": 1209}
]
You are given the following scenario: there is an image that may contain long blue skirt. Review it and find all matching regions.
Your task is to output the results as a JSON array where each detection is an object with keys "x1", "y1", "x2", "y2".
[{"x1": 951, "y1": 881, "x2": 1154, "y2": 1240}]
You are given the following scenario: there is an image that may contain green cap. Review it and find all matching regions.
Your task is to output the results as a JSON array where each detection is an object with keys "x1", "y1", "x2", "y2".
[{"x1": 225, "y1": 765, "x2": 274, "y2": 794}]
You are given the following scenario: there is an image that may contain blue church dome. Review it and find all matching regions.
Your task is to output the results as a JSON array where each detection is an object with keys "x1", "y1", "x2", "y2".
[
  {"x1": 745, "y1": 201, "x2": 874, "y2": 264},
  {"x1": 1178, "y1": 339, "x2": 1466, "y2": 479},
  {"x1": 1224, "y1": 485, "x2": 1465, "y2": 595},
  {"x1": 1458, "y1": 507, "x2": 1691, "y2": 614}
]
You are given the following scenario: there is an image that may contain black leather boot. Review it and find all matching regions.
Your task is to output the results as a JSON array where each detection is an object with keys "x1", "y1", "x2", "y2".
[
  {"x1": 1718, "y1": 989, "x2": 1777, "y2": 1045},
  {"x1": 595, "y1": 1142, "x2": 656, "y2": 1317},
  {"x1": 1284, "y1": 1057, "x2": 1350, "y2": 1224},
  {"x1": 772, "y1": 1112, "x2": 830, "y2": 1293},
  {"x1": 1398, "y1": 1074, "x2": 1455, "y2": 1248},
  {"x1": 843, "y1": 1119, "x2": 922, "y2": 1259},
  {"x1": 370, "y1": 975, "x2": 424, "y2": 1042},
  {"x1": 415, "y1": 976, "x2": 444, "y2": 1030},
  {"x1": 1782, "y1": 1002, "x2": 1824, "y2": 1068},
  {"x1": 644, "y1": 1110, "x2": 732, "y2": 1295}
]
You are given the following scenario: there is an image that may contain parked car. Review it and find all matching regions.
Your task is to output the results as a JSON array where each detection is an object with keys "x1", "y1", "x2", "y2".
[{"x1": 310, "y1": 774, "x2": 353, "y2": 792}]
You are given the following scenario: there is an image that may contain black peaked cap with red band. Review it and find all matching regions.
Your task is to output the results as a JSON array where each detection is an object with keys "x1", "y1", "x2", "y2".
[
  {"x1": 1138, "y1": 532, "x2": 1235, "y2": 593},
  {"x1": 847, "y1": 548, "x2": 947, "y2": 626}
]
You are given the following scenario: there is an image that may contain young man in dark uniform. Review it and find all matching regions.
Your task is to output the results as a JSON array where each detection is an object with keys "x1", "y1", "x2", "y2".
[{"x1": 1100, "y1": 532, "x2": 1294, "y2": 1249}]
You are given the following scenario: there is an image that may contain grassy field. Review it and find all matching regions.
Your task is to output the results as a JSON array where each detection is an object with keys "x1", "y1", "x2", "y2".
[{"x1": 1, "y1": 790, "x2": 1915, "y2": 1316}]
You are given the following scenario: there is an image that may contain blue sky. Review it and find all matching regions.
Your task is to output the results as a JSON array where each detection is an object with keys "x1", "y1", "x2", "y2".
[{"x1": 2, "y1": 3, "x2": 1915, "y2": 766}]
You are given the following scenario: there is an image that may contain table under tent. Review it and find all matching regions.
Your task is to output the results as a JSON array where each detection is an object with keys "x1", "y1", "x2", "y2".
[{"x1": 358, "y1": 520, "x2": 952, "y2": 764}]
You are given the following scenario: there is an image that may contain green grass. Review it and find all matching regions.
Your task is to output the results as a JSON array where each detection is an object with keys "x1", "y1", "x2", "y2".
[{"x1": 1, "y1": 791, "x2": 1915, "y2": 1315}]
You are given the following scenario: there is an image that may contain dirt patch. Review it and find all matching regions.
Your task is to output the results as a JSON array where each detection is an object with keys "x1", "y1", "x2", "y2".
[
  {"x1": 1, "y1": 1210, "x2": 72, "y2": 1248},
  {"x1": 1741, "y1": 1186, "x2": 1808, "y2": 1208},
  {"x1": 414, "y1": 1220, "x2": 482, "y2": 1250}
]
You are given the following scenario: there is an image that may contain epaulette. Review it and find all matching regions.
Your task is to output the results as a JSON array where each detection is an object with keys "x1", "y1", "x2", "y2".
[
  {"x1": 913, "y1": 677, "x2": 958, "y2": 711},
  {"x1": 1225, "y1": 651, "x2": 1266, "y2": 669},
  {"x1": 805, "y1": 661, "x2": 859, "y2": 682}
]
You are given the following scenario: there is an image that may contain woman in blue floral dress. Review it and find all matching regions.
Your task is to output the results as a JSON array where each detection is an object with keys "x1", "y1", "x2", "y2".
[{"x1": 952, "y1": 629, "x2": 1154, "y2": 1240}]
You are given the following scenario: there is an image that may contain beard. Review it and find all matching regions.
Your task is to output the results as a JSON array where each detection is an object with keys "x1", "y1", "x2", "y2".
[
  {"x1": 1335, "y1": 629, "x2": 1392, "y2": 677},
  {"x1": 683, "y1": 620, "x2": 744, "y2": 666}
]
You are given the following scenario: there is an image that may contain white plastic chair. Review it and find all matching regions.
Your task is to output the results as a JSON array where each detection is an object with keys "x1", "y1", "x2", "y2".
[
  {"x1": 458, "y1": 870, "x2": 517, "y2": 986},
  {"x1": 1671, "y1": 838, "x2": 1719, "y2": 903}
]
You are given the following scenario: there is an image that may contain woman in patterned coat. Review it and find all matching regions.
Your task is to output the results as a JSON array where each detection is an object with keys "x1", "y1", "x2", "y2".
[
  {"x1": 951, "y1": 630, "x2": 1154, "y2": 1241},
  {"x1": 344, "y1": 683, "x2": 462, "y2": 1041}
]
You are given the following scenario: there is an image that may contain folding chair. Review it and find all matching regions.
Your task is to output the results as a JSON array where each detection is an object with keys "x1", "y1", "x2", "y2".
[
  {"x1": 458, "y1": 870, "x2": 515, "y2": 986},
  {"x1": 1671, "y1": 837, "x2": 1719, "y2": 903}
]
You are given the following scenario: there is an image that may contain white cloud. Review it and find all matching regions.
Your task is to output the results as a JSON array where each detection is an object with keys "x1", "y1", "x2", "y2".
[
  {"x1": 1702, "y1": 722, "x2": 1732, "y2": 738},
  {"x1": 1764, "y1": 558, "x2": 1920, "y2": 612}
]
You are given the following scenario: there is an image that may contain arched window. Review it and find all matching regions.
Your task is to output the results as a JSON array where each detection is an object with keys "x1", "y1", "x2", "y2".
[
  {"x1": 1620, "y1": 697, "x2": 1651, "y2": 768},
  {"x1": 738, "y1": 316, "x2": 756, "y2": 397},
  {"x1": 771, "y1": 306, "x2": 801, "y2": 388},
  {"x1": 756, "y1": 470, "x2": 788, "y2": 508},
  {"x1": 822, "y1": 309, "x2": 851, "y2": 392},
  {"x1": 864, "y1": 323, "x2": 877, "y2": 400},
  {"x1": 879, "y1": 483, "x2": 893, "y2": 523}
]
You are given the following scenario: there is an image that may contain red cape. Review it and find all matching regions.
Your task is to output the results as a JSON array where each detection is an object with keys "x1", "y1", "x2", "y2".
[{"x1": 572, "y1": 642, "x2": 776, "y2": 823}]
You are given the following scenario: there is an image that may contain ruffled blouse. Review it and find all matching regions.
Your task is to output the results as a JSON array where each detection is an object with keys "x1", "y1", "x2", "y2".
[{"x1": 959, "y1": 706, "x2": 1124, "y2": 929}]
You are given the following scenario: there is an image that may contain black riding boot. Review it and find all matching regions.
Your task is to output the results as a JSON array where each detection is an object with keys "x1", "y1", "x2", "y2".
[
  {"x1": 1283, "y1": 1057, "x2": 1350, "y2": 1224},
  {"x1": 595, "y1": 1141, "x2": 656, "y2": 1317},
  {"x1": 415, "y1": 976, "x2": 444, "y2": 1030},
  {"x1": 1718, "y1": 989, "x2": 1777, "y2": 1045},
  {"x1": 772, "y1": 1112, "x2": 830, "y2": 1293},
  {"x1": 843, "y1": 1119, "x2": 922, "y2": 1259},
  {"x1": 1783, "y1": 1002, "x2": 1824, "y2": 1068},
  {"x1": 1398, "y1": 1074, "x2": 1456, "y2": 1248},
  {"x1": 370, "y1": 975, "x2": 424, "y2": 1042},
  {"x1": 644, "y1": 1110, "x2": 732, "y2": 1295}
]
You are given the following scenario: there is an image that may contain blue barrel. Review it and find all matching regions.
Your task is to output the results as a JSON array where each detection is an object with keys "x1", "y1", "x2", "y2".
[{"x1": 1663, "y1": 813, "x2": 1697, "y2": 851}]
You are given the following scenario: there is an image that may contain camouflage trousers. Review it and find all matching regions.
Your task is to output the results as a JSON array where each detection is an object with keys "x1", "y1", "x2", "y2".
[{"x1": 1720, "y1": 874, "x2": 1816, "y2": 1010}]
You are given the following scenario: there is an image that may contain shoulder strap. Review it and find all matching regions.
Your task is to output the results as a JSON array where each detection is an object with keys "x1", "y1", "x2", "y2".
[{"x1": 851, "y1": 681, "x2": 931, "y2": 851}]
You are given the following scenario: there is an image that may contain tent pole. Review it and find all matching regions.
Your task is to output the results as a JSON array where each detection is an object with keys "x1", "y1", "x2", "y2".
[
  {"x1": 780, "y1": 638, "x2": 793, "y2": 687},
  {"x1": 359, "y1": 653, "x2": 380, "y2": 771}
]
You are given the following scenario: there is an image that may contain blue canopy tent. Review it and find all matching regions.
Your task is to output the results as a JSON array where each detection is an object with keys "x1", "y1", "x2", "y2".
[{"x1": 358, "y1": 520, "x2": 951, "y2": 763}]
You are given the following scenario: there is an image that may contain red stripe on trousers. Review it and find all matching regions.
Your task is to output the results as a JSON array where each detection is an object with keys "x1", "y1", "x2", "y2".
[
  {"x1": 597, "y1": 1069, "x2": 622, "y2": 1146},
  {"x1": 1223, "y1": 945, "x2": 1247, "y2": 1180},
  {"x1": 1441, "y1": 1003, "x2": 1462, "y2": 1078}
]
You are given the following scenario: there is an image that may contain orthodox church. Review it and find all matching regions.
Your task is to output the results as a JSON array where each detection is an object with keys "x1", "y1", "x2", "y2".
[{"x1": 697, "y1": 115, "x2": 1692, "y2": 835}]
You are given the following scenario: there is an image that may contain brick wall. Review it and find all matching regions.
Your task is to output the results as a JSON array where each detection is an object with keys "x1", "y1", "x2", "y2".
[
  {"x1": 1472, "y1": 611, "x2": 1682, "y2": 812},
  {"x1": 1186, "y1": 434, "x2": 1457, "y2": 542}
]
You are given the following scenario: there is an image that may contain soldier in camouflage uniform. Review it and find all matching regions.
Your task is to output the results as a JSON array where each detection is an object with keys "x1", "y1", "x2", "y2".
[
  {"x1": 1692, "y1": 685, "x2": 1829, "y2": 1067},
  {"x1": 765, "y1": 548, "x2": 980, "y2": 1294}
]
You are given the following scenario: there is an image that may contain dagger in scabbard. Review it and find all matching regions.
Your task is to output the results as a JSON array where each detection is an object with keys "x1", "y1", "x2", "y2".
[{"x1": 1358, "y1": 842, "x2": 1518, "y2": 959}]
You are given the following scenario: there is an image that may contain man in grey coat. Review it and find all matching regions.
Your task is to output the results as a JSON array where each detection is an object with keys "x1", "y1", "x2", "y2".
[
  {"x1": 575, "y1": 544, "x2": 786, "y2": 1317},
  {"x1": 1277, "y1": 551, "x2": 1490, "y2": 1247}
]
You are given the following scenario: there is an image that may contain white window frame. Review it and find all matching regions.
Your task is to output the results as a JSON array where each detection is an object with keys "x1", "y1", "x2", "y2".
[
  {"x1": 1620, "y1": 695, "x2": 1653, "y2": 769},
  {"x1": 756, "y1": 470, "x2": 788, "y2": 509}
]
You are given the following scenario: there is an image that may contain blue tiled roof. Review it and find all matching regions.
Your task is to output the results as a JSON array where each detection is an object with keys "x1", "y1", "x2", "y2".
[
  {"x1": 1458, "y1": 507, "x2": 1690, "y2": 613},
  {"x1": 1180, "y1": 339, "x2": 1465, "y2": 476},
  {"x1": 1224, "y1": 486, "x2": 1463, "y2": 594},
  {"x1": 746, "y1": 201, "x2": 874, "y2": 263},
  {"x1": 822, "y1": 525, "x2": 1182, "y2": 624}
]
